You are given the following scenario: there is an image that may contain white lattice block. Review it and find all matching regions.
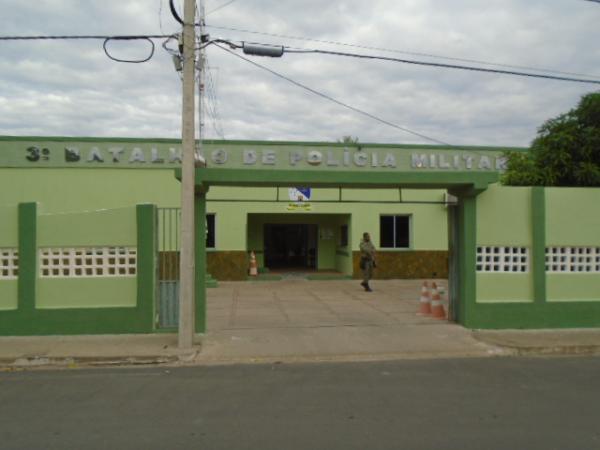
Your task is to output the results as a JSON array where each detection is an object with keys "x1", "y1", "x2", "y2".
[
  {"x1": 546, "y1": 247, "x2": 600, "y2": 273},
  {"x1": 0, "y1": 248, "x2": 19, "y2": 279},
  {"x1": 40, "y1": 247, "x2": 137, "y2": 278},
  {"x1": 476, "y1": 246, "x2": 529, "y2": 273}
]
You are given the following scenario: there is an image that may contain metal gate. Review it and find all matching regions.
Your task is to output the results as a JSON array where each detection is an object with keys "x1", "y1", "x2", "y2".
[
  {"x1": 447, "y1": 201, "x2": 459, "y2": 322},
  {"x1": 157, "y1": 207, "x2": 180, "y2": 328}
]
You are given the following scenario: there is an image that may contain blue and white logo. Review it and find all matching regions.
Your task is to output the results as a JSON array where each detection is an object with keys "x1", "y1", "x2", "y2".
[{"x1": 288, "y1": 187, "x2": 311, "y2": 202}]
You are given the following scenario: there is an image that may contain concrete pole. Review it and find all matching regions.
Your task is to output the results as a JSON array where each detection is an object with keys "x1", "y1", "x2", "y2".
[{"x1": 178, "y1": 0, "x2": 197, "y2": 349}]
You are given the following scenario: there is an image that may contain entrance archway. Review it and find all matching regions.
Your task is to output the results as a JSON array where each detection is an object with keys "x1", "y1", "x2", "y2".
[{"x1": 184, "y1": 168, "x2": 499, "y2": 332}]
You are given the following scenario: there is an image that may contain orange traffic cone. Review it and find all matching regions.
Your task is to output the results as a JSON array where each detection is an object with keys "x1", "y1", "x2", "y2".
[
  {"x1": 430, "y1": 282, "x2": 447, "y2": 320},
  {"x1": 417, "y1": 281, "x2": 431, "y2": 315},
  {"x1": 249, "y1": 251, "x2": 258, "y2": 276}
]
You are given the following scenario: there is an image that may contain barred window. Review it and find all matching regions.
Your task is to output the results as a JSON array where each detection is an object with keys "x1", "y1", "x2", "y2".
[
  {"x1": 546, "y1": 247, "x2": 600, "y2": 273},
  {"x1": 0, "y1": 249, "x2": 18, "y2": 279},
  {"x1": 40, "y1": 247, "x2": 137, "y2": 278},
  {"x1": 477, "y1": 246, "x2": 529, "y2": 273}
]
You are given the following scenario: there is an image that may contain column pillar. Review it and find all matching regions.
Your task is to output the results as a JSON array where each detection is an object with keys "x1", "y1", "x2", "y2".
[{"x1": 194, "y1": 186, "x2": 208, "y2": 333}]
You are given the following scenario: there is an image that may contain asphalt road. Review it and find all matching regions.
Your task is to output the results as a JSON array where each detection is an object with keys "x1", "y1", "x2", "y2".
[{"x1": 1, "y1": 357, "x2": 599, "y2": 450}]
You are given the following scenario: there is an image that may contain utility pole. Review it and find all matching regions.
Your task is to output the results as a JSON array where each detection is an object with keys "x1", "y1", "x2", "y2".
[
  {"x1": 178, "y1": 0, "x2": 197, "y2": 349},
  {"x1": 197, "y1": 2, "x2": 205, "y2": 151}
]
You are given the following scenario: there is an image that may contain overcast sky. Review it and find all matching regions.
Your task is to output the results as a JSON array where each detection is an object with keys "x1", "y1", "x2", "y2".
[{"x1": 0, "y1": 0, "x2": 599, "y2": 147}]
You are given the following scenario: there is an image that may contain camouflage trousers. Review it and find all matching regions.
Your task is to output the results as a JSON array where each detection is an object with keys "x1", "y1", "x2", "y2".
[{"x1": 361, "y1": 261, "x2": 374, "y2": 284}]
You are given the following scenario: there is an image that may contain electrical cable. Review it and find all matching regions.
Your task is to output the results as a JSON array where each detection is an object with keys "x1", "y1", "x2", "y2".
[
  {"x1": 169, "y1": 0, "x2": 184, "y2": 24},
  {"x1": 283, "y1": 47, "x2": 600, "y2": 85},
  {"x1": 103, "y1": 37, "x2": 155, "y2": 63},
  {"x1": 207, "y1": 0, "x2": 238, "y2": 15},
  {"x1": 205, "y1": 24, "x2": 600, "y2": 81},
  {"x1": 0, "y1": 34, "x2": 171, "y2": 40},
  {"x1": 162, "y1": 34, "x2": 180, "y2": 55},
  {"x1": 169, "y1": 0, "x2": 205, "y2": 26},
  {"x1": 204, "y1": 63, "x2": 226, "y2": 138},
  {"x1": 0, "y1": 33, "x2": 174, "y2": 63},
  {"x1": 212, "y1": 42, "x2": 451, "y2": 145}
]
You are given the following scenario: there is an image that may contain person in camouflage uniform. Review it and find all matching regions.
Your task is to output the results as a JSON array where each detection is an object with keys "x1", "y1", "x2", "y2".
[{"x1": 359, "y1": 232, "x2": 376, "y2": 292}]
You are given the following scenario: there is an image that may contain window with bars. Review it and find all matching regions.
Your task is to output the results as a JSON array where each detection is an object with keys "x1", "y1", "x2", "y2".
[
  {"x1": 546, "y1": 247, "x2": 600, "y2": 273},
  {"x1": 39, "y1": 247, "x2": 137, "y2": 278},
  {"x1": 476, "y1": 246, "x2": 529, "y2": 273},
  {"x1": 0, "y1": 249, "x2": 18, "y2": 279},
  {"x1": 380, "y1": 215, "x2": 410, "y2": 248}
]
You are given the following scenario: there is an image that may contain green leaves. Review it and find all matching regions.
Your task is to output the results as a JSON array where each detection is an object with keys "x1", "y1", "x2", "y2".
[{"x1": 503, "y1": 91, "x2": 600, "y2": 187}]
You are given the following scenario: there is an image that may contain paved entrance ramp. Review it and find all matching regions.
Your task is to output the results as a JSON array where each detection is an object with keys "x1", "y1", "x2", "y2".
[{"x1": 201, "y1": 280, "x2": 498, "y2": 363}]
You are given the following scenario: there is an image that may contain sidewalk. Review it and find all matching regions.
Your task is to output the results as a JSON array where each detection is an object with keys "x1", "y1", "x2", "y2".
[
  {"x1": 2, "y1": 326, "x2": 600, "y2": 369},
  {"x1": 2, "y1": 279, "x2": 600, "y2": 369}
]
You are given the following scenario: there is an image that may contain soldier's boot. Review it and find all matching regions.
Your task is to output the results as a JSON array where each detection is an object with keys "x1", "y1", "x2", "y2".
[{"x1": 365, "y1": 283, "x2": 373, "y2": 292}]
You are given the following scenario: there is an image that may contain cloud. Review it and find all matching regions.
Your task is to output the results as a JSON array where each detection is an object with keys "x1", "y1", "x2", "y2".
[{"x1": 0, "y1": 0, "x2": 598, "y2": 147}]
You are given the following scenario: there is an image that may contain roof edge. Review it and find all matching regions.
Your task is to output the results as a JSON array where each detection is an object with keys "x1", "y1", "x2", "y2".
[{"x1": 0, "y1": 135, "x2": 528, "y2": 152}]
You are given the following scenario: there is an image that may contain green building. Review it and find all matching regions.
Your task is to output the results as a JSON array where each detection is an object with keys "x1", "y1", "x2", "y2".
[{"x1": 1, "y1": 136, "x2": 599, "y2": 335}]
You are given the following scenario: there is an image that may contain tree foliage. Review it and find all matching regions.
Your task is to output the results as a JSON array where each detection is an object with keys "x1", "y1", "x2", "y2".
[
  {"x1": 337, "y1": 135, "x2": 360, "y2": 144},
  {"x1": 502, "y1": 91, "x2": 600, "y2": 186}
]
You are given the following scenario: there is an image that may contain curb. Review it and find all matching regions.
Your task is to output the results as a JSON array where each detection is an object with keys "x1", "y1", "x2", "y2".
[
  {"x1": 0, "y1": 351, "x2": 200, "y2": 369},
  {"x1": 498, "y1": 345, "x2": 600, "y2": 357}
]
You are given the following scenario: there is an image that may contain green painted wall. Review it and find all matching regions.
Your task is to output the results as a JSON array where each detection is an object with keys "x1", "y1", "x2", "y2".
[
  {"x1": 467, "y1": 186, "x2": 600, "y2": 329},
  {"x1": 545, "y1": 188, "x2": 600, "y2": 302},
  {"x1": 226, "y1": 198, "x2": 448, "y2": 277},
  {"x1": 546, "y1": 188, "x2": 600, "y2": 246},
  {"x1": 0, "y1": 168, "x2": 180, "y2": 212},
  {"x1": 212, "y1": 197, "x2": 448, "y2": 253},
  {"x1": 476, "y1": 184, "x2": 531, "y2": 245},
  {"x1": 547, "y1": 275, "x2": 600, "y2": 302},
  {"x1": 0, "y1": 205, "x2": 18, "y2": 310},
  {"x1": 38, "y1": 207, "x2": 137, "y2": 246},
  {"x1": 0, "y1": 205, "x2": 18, "y2": 246},
  {"x1": 476, "y1": 274, "x2": 533, "y2": 303},
  {"x1": 475, "y1": 184, "x2": 533, "y2": 303},
  {"x1": 0, "y1": 203, "x2": 156, "y2": 335},
  {"x1": 208, "y1": 186, "x2": 279, "y2": 202},
  {"x1": 351, "y1": 203, "x2": 447, "y2": 252},
  {"x1": 0, "y1": 167, "x2": 450, "y2": 256},
  {"x1": 37, "y1": 278, "x2": 136, "y2": 308},
  {"x1": 0, "y1": 282, "x2": 18, "y2": 310},
  {"x1": 35, "y1": 207, "x2": 138, "y2": 309}
]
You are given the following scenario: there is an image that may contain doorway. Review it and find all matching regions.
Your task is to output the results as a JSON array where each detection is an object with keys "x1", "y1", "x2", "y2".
[{"x1": 264, "y1": 224, "x2": 318, "y2": 270}]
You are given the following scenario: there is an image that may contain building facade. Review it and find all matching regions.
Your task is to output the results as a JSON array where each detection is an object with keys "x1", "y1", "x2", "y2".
[{"x1": 1, "y1": 136, "x2": 599, "y2": 334}]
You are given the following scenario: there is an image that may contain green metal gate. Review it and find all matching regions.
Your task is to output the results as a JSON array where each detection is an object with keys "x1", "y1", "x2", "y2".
[{"x1": 157, "y1": 207, "x2": 180, "y2": 328}]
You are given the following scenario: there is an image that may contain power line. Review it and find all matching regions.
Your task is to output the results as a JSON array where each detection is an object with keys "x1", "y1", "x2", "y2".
[
  {"x1": 207, "y1": 0, "x2": 238, "y2": 15},
  {"x1": 0, "y1": 34, "x2": 171, "y2": 40},
  {"x1": 203, "y1": 59, "x2": 226, "y2": 138},
  {"x1": 0, "y1": 33, "x2": 176, "y2": 63},
  {"x1": 212, "y1": 42, "x2": 451, "y2": 146},
  {"x1": 282, "y1": 46, "x2": 600, "y2": 85},
  {"x1": 205, "y1": 24, "x2": 600, "y2": 81}
]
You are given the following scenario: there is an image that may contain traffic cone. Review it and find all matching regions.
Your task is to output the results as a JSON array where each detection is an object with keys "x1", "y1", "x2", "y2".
[
  {"x1": 430, "y1": 282, "x2": 447, "y2": 320},
  {"x1": 417, "y1": 281, "x2": 431, "y2": 315},
  {"x1": 249, "y1": 251, "x2": 258, "y2": 276}
]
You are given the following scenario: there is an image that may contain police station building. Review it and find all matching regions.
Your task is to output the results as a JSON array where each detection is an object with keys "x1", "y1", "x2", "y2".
[{"x1": 1, "y1": 136, "x2": 599, "y2": 335}]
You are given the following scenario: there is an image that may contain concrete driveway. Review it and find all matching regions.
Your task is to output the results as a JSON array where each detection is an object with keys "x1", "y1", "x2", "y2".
[
  {"x1": 207, "y1": 279, "x2": 448, "y2": 331},
  {"x1": 201, "y1": 279, "x2": 498, "y2": 362}
]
